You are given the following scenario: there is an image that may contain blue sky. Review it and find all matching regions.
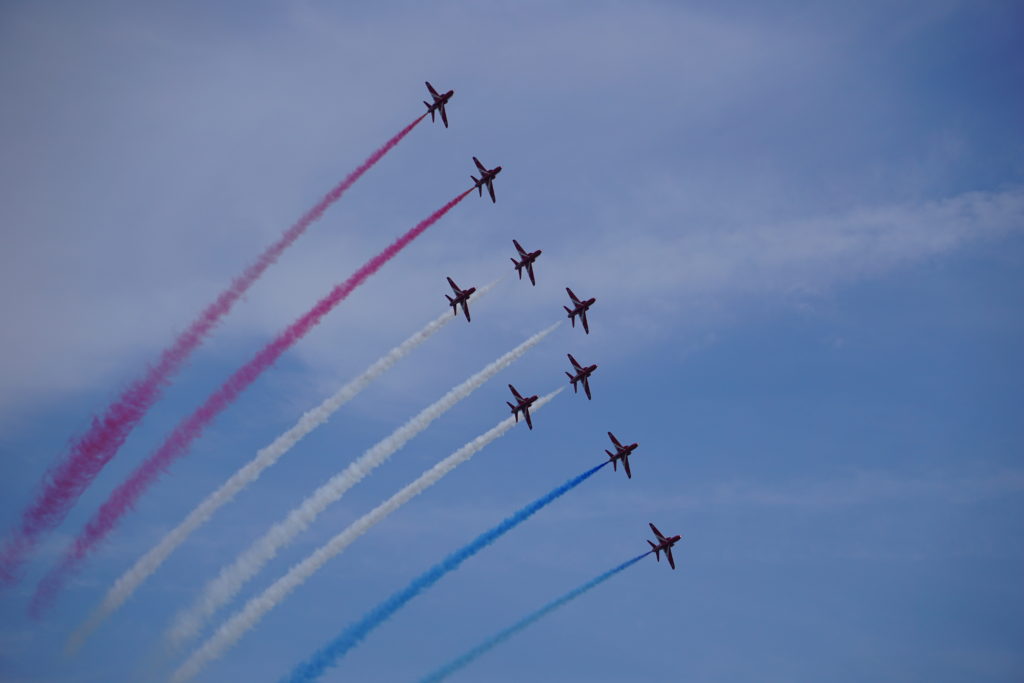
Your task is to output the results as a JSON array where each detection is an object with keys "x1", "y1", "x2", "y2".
[{"x1": 1, "y1": 1, "x2": 1022, "y2": 681}]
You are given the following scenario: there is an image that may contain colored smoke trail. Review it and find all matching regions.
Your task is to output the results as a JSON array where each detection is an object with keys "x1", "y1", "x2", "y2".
[
  {"x1": 30, "y1": 187, "x2": 472, "y2": 615},
  {"x1": 0, "y1": 113, "x2": 427, "y2": 584},
  {"x1": 68, "y1": 282, "x2": 499, "y2": 655},
  {"x1": 167, "y1": 323, "x2": 559, "y2": 650},
  {"x1": 277, "y1": 462, "x2": 609, "y2": 683},
  {"x1": 171, "y1": 390, "x2": 563, "y2": 682},
  {"x1": 419, "y1": 552, "x2": 650, "y2": 683}
]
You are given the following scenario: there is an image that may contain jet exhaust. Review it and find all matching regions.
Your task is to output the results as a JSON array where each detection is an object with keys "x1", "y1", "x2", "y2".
[
  {"x1": 418, "y1": 552, "x2": 650, "y2": 683},
  {"x1": 0, "y1": 113, "x2": 429, "y2": 585},
  {"x1": 170, "y1": 389, "x2": 564, "y2": 682},
  {"x1": 279, "y1": 461, "x2": 610, "y2": 683},
  {"x1": 29, "y1": 186, "x2": 472, "y2": 615},
  {"x1": 67, "y1": 280, "x2": 499, "y2": 654},
  {"x1": 165, "y1": 322, "x2": 560, "y2": 651}
]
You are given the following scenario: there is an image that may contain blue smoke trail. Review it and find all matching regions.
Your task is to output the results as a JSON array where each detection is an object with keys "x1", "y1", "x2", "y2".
[
  {"x1": 417, "y1": 551, "x2": 651, "y2": 683},
  {"x1": 282, "y1": 462, "x2": 609, "y2": 682}
]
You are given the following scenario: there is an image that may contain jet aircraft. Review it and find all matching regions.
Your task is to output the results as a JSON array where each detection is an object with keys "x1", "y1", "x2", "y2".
[
  {"x1": 646, "y1": 523, "x2": 682, "y2": 570},
  {"x1": 471, "y1": 156, "x2": 502, "y2": 203},
  {"x1": 445, "y1": 277, "x2": 477, "y2": 322},
  {"x1": 510, "y1": 239, "x2": 542, "y2": 286},
  {"x1": 565, "y1": 353, "x2": 598, "y2": 400},
  {"x1": 506, "y1": 384, "x2": 539, "y2": 429},
  {"x1": 423, "y1": 81, "x2": 454, "y2": 128},
  {"x1": 605, "y1": 431, "x2": 639, "y2": 478},
  {"x1": 564, "y1": 287, "x2": 596, "y2": 334}
]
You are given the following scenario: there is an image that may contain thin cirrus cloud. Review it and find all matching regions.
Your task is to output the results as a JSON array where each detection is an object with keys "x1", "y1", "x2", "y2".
[{"x1": 1, "y1": 3, "x2": 1017, "y2": 422}]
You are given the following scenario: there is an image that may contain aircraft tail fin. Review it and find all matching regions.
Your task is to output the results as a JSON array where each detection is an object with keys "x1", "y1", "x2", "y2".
[
  {"x1": 471, "y1": 176, "x2": 482, "y2": 195},
  {"x1": 606, "y1": 451, "x2": 617, "y2": 470},
  {"x1": 564, "y1": 307, "x2": 575, "y2": 325},
  {"x1": 445, "y1": 294, "x2": 454, "y2": 304}
]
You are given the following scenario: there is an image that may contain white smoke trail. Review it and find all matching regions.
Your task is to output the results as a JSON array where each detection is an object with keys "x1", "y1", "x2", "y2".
[
  {"x1": 170, "y1": 389, "x2": 561, "y2": 683},
  {"x1": 166, "y1": 322, "x2": 559, "y2": 650},
  {"x1": 65, "y1": 292, "x2": 504, "y2": 655}
]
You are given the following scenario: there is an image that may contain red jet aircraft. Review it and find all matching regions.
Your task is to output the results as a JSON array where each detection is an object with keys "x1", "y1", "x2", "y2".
[
  {"x1": 510, "y1": 239, "x2": 542, "y2": 286},
  {"x1": 445, "y1": 277, "x2": 477, "y2": 322},
  {"x1": 565, "y1": 353, "x2": 598, "y2": 400},
  {"x1": 506, "y1": 384, "x2": 539, "y2": 429},
  {"x1": 605, "y1": 431, "x2": 639, "y2": 478},
  {"x1": 423, "y1": 81, "x2": 454, "y2": 128},
  {"x1": 646, "y1": 523, "x2": 682, "y2": 570},
  {"x1": 471, "y1": 157, "x2": 502, "y2": 203},
  {"x1": 564, "y1": 287, "x2": 596, "y2": 334}
]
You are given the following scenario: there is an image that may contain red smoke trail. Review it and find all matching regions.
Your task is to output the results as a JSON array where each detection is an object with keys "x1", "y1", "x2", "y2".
[
  {"x1": 30, "y1": 188, "x2": 473, "y2": 616},
  {"x1": 0, "y1": 113, "x2": 428, "y2": 585}
]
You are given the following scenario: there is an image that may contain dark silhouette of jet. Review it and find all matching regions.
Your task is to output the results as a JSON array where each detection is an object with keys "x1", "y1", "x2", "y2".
[
  {"x1": 510, "y1": 239, "x2": 542, "y2": 286},
  {"x1": 423, "y1": 81, "x2": 454, "y2": 128},
  {"x1": 471, "y1": 157, "x2": 502, "y2": 203},
  {"x1": 564, "y1": 287, "x2": 596, "y2": 334},
  {"x1": 565, "y1": 353, "x2": 598, "y2": 400},
  {"x1": 445, "y1": 277, "x2": 476, "y2": 322},
  {"x1": 647, "y1": 523, "x2": 682, "y2": 569},
  {"x1": 605, "y1": 432, "x2": 639, "y2": 478},
  {"x1": 506, "y1": 384, "x2": 538, "y2": 429}
]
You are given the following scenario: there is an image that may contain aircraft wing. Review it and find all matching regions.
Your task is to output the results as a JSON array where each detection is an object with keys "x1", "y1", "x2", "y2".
[
  {"x1": 487, "y1": 179, "x2": 496, "y2": 203},
  {"x1": 461, "y1": 300, "x2": 471, "y2": 322},
  {"x1": 508, "y1": 384, "x2": 524, "y2": 401},
  {"x1": 608, "y1": 432, "x2": 623, "y2": 449},
  {"x1": 622, "y1": 456, "x2": 632, "y2": 479},
  {"x1": 513, "y1": 239, "x2": 527, "y2": 256},
  {"x1": 582, "y1": 376, "x2": 592, "y2": 400},
  {"x1": 566, "y1": 287, "x2": 581, "y2": 304},
  {"x1": 580, "y1": 310, "x2": 590, "y2": 334},
  {"x1": 649, "y1": 522, "x2": 666, "y2": 541},
  {"x1": 666, "y1": 546, "x2": 676, "y2": 569},
  {"x1": 473, "y1": 156, "x2": 487, "y2": 173},
  {"x1": 439, "y1": 104, "x2": 448, "y2": 128},
  {"x1": 526, "y1": 262, "x2": 536, "y2": 286},
  {"x1": 567, "y1": 353, "x2": 582, "y2": 370},
  {"x1": 446, "y1": 276, "x2": 460, "y2": 293},
  {"x1": 523, "y1": 406, "x2": 533, "y2": 430},
  {"x1": 426, "y1": 81, "x2": 439, "y2": 97}
]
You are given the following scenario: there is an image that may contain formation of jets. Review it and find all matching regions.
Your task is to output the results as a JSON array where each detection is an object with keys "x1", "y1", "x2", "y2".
[
  {"x1": 565, "y1": 354, "x2": 598, "y2": 400},
  {"x1": 425, "y1": 80, "x2": 680, "y2": 571},
  {"x1": 445, "y1": 277, "x2": 476, "y2": 322},
  {"x1": 423, "y1": 82, "x2": 502, "y2": 205}
]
